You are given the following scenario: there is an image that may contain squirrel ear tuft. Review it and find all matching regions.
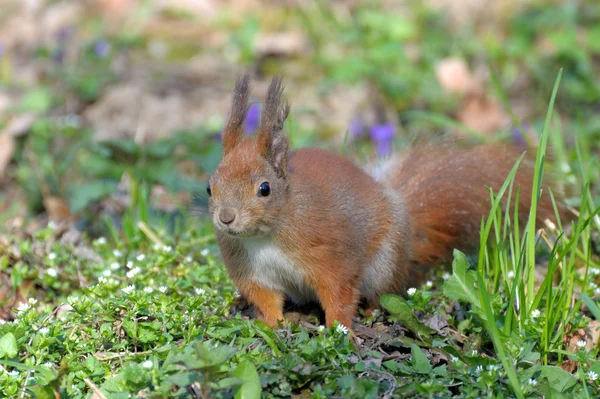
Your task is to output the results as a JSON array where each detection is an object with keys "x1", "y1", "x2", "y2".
[
  {"x1": 258, "y1": 76, "x2": 290, "y2": 177},
  {"x1": 222, "y1": 74, "x2": 251, "y2": 155}
]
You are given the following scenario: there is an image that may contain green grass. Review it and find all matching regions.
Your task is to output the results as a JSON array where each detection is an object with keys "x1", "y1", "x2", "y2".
[{"x1": 1, "y1": 0, "x2": 600, "y2": 398}]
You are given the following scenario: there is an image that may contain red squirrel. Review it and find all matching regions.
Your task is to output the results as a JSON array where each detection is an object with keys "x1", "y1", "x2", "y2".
[{"x1": 207, "y1": 75, "x2": 563, "y2": 334}]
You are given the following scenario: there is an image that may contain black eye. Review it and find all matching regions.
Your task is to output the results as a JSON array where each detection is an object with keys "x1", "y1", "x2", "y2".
[
  {"x1": 258, "y1": 182, "x2": 270, "y2": 197},
  {"x1": 206, "y1": 184, "x2": 212, "y2": 197}
]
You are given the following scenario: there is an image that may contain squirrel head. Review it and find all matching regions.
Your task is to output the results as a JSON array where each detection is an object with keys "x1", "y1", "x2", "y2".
[{"x1": 208, "y1": 75, "x2": 291, "y2": 238}]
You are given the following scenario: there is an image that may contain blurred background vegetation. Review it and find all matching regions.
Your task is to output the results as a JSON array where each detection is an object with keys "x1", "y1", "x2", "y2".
[{"x1": 0, "y1": 0, "x2": 598, "y2": 237}]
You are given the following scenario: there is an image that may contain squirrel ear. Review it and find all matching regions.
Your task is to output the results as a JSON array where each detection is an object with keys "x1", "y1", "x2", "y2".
[
  {"x1": 257, "y1": 76, "x2": 290, "y2": 177},
  {"x1": 222, "y1": 74, "x2": 251, "y2": 155}
]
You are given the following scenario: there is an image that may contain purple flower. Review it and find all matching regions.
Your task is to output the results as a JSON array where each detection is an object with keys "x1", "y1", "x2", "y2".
[
  {"x1": 511, "y1": 126, "x2": 525, "y2": 146},
  {"x1": 56, "y1": 26, "x2": 75, "y2": 42},
  {"x1": 370, "y1": 122, "x2": 395, "y2": 157},
  {"x1": 348, "y1": 115, "x2": 365, "y2": 139},
  {"x1": 245, "y1": 103, "x2": 260, "y2": 134},
  {"x1": 94, "y1": 39, "x2": 111, "y2": 58}
]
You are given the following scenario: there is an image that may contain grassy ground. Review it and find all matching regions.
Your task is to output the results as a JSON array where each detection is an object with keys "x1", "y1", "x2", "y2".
[{"x1": 1, "y1": 1, "x2": 600, "y2": 398}]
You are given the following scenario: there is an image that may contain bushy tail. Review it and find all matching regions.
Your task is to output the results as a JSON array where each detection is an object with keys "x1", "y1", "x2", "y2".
[{"x1": 383, "y1": 143, "x2": 568, "y2": 267}]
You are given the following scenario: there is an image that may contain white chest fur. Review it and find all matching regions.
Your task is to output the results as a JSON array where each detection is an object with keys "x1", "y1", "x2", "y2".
[{"x1": 242, "y1": 238, "x2": 315, "y2": 303}]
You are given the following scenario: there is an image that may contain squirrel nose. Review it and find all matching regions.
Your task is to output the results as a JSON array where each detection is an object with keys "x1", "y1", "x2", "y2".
[{"x1": 218, "y1": 208, "x2": 236, "y2": 225}]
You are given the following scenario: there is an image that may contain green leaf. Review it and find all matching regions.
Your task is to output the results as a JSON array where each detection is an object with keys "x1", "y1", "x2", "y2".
[
  {"x1": 580, "y1": 293, "x2": 600, "y2": 321},
  {"x1": 0, "y1": 333, "x2": 18, "y2": 359},
  {"x1": 442, "y1": 250, "x2": 483, "y2": 317},
  {"x1": 233, "y1": 359, "x2": 262, "y2": 399},
  {"x1": 409, "y1": 344, "x2": 432, "y2": 374},
  {"x1": 68, "y1": 180, "x2": 119, "y2": 213},
  {"x1": 20, "y1": 88, "x2": 53, "y2": 112},
  {"x1": 380, "y1": 294, "x2": 435, "y2": 338}
]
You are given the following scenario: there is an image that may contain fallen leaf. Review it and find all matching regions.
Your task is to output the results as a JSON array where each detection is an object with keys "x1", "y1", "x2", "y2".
[
  {"x1": 43, "y1": 196, "x2": 72, "y2": 223},
  {"x1": 0, "y1": 134, "x2": 15, "y2": 177},
  {"x1": 3, "y1": 113, "x2": 36, "y2": 137},
  {"x1": 435, "y1": 57, "x2": 480, "y2": 96},
  {"x1": 457, "y1": 93, "x2": 508, "y2": 136},
  {"x1": 425, "y1": 312, "x2": 449, "y2": 335},
  {"x1": 564, "y1": 320, "x2": 600, "y2": 353},
  {"x1": 560, "y1": 359, "x2": 578, "y2": 374}
]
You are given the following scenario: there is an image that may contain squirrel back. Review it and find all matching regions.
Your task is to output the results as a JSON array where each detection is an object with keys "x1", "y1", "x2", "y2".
[{"x1": 381, "y1": 143, "x2": 564, "y2": 270}]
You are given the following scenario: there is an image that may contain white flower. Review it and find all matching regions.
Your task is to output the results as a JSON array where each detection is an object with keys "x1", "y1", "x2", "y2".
[
  {"x1": 96, "y1": 237, "x2": 107, "y2": 245},
  {"x1": 103, "y1": 270, "x2": 112, "y2": 277},
  {"x1": 48, "y1": 253, "x2": 57, "y2": 260},
  {"x1": 442, "y1": 272, "x2": 451, "y2": 280},
  {"x1": 159, "y1": 286, "x2": 167, "y2": 293},
  {"x1": 596, "y1": 287, "x2": 600, "y2": 296},
  {"x1": 576, "y1": 340, "x2": 587, "y2": 349},
  {"x1": 588, "y1": 371, "x2": 598, "y2": 381},
  {"x1": 471, "y1": 350, "x2": 478, "y2": 356},
  {"x1": 194, "y1": 288, "x2": 206, "y2": 296},
  {"x1": 113, "y1": 250, "x2": 123, "y2": 257},
  {"x1": 16, "y1": 302, "x2": 31, "y2": 313},
  {"x1": 122, "y1": 285, "x2": 135, "y2": 294},
  {"x1": 475, "y1": 365, "x2": 483, "y2": 373},
  {"x1": 185, "y1": 256, "x2": 193, "y2": 263},
  {"x1": 317, "y1": 325, "x2": 325, "y2": 333},
  {"x1": 425, "y1": 281, "x2": 433, "y2": 288},
  {"x1": 531, "y1": 309, "x2": 541, "y2": 318},
  {"x1": 126, "y1": 261, "x2": 133, "y2": 269},
  {"x1": 528, "y1": 378, "x2": 537, "y2": 386},
  {"x1": 591, "y1": 268, "x2": 600, "y2": 276},
  {"x1": 153, "y1": 243, "x2": 160, "y2": 250},
  {"x1": 38, "y1": 327, "x2": 49, "y2": 335},
  {"x1": 98, "y1": 276, "x2": 108, "y2": 284},
  {"x1": 143, "y1": 287, "x2": 154, "y2": 294},
  {"x1": 46, "y1": 268, "x2": 58, "y2": 277},
  {"x1": 407, "y1": 287, "x2": 417, "y2": 296},
  {"x1": 162, "y1": 245, "x2": 172, "y2": 252},
  {"x1": 335, "y1": 324, "x2": 349, "y2": 334},
  {"x1": 507, "y1": 270, "x2": 515, "y2": 279},
  {"x1": 8, "y1": 370, "x2": 19, "y2": 377},
  {"x1": 487, "y1": 365, "x2": 499, "y2": 372},
  {"x1": 450, "y1": 356, "x2": 459, "y2": 363},
  {"x1": 201, "y1": 249, "x2": 210, "y2": 257},
  {"x1": 126, "y1": 267, "x2": 141, "y2": 279},
  {"x1": 0, "y1": 319, "x2": 5, "y2": 325},
  {"x1": 43, "y1": 362, "x2": 54, "y2": 368},
  {"x1": 136, "y1": 254, "x2": 145, "y2": 261},
  {"x1": 28, "y1": 298, "x2": 38, "y2": 305},
  {"x1": 12, "y1": 318, "x2": 19, "y2": 324},
  {"x1": 142, "y1": 360, "x2": 153, "y2": 369},
  {"x1": 110, "y1": 262, "x2": 120, "y2": 270}
]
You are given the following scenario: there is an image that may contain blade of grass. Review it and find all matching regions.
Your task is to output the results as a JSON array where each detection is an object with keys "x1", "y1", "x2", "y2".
[{"x1": 525, "y1": 68, "x2": 562, "y2": 308}]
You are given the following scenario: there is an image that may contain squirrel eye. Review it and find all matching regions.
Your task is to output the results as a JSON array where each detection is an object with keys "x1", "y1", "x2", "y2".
[
  {"x1": 206, "y1": 184, "x2": 212, "y2": 197},
  {"x1": 258, "y1": 182, "x2": 270, "y2": 197}
]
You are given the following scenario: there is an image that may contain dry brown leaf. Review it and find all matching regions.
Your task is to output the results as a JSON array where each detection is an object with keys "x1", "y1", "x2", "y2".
[
  {"x1": 457, "y1": 93, "x2": 508, "y2": 136},
  {"x1": 43, "y1": 196, "x2": 72, "y2": 223},
  {"x1": 564, "y1": 320, "x2": 600, "y2": 353},
  {"x1": 0, "y1": 134, "x2": 16, "y2": 178},
  {"x1": 560, "y1": 359, "x2": 578, "y2": 374},
  {"x1": 4, "y1": 113, "x2": 36, "y2": 137},
  {"x1": 95, "y1": 0, "x2": 138, "y2": 17},
  {"x1": 435, "y1": 57, "x2": 481, "y2": 96}
]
